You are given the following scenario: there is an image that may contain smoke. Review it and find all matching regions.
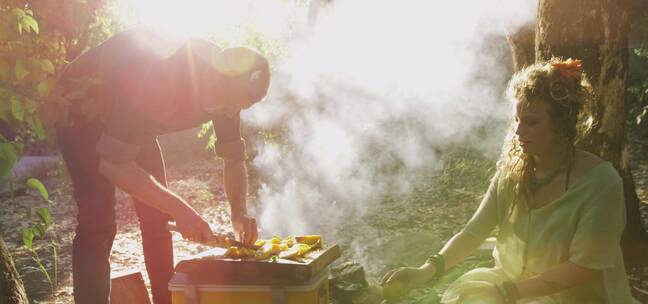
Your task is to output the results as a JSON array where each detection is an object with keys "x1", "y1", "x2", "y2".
[{"x1": 242, "y1": 0, "x2": 537, "y2": 272}]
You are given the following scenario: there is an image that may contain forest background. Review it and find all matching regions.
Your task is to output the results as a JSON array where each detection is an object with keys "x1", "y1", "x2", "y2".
[{"x1": 1, "y1": 0, "x2": 648, "y2": 303}]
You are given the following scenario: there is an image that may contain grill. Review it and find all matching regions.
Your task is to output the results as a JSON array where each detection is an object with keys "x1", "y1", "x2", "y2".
[{"x1": 169, "y1": 244, "x2": 341, "y2": 304}]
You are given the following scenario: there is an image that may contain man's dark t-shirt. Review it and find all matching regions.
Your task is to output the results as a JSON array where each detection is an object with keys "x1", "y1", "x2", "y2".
[{"x1": 59, "y1": 28, "x2": 245, "y2": 162}]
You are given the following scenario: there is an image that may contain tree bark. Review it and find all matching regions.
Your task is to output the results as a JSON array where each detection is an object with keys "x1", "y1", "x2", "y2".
[
  {"x1": 505, "y1": 22, "x2": 536, "y2": 71},
  {"x1": 535, "y1": 0, "x2": 648, "y2": 267},
  {"x1": 0, "y1": 236, "x2": 28, "y2": 304}
]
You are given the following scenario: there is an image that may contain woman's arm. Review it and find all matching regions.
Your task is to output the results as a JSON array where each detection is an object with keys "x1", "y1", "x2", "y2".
[
  {"x1": 383, "y1": 174, "x2": 501, "y2": 289},
  {"x1": 421, "y1": 174, "x2": 502, "y2": 278},
  {"x1": 419, "y1": 231, "x2": 487, "y2": 279}
]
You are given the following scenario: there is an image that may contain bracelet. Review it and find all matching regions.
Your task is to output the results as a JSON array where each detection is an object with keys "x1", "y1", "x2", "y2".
[
  {"x1": 495, "y1": 281, "x2": 520, "y2": 304},
  {"x1": 425, "y1": 254, "x2": 446, "y2": 279}
]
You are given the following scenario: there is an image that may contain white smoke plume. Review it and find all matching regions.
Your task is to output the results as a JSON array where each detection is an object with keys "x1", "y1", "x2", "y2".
[{"x1": 245, "y1": 0, "x2": 537, "y2": 242}]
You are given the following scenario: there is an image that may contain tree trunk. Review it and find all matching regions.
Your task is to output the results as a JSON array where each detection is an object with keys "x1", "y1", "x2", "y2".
[
  {"x1": 0, "y1": 236, "x2": 28, "y2": 304},
  {"x1": 535, "y1": 0, "x2": 648, "y2": 267},
  {"x1": 505, "y1": 22, "x2": 536, "y2": 71}
]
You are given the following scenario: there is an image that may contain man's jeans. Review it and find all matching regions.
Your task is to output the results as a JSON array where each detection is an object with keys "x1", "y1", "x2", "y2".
[{"x1": 57, "y1": 112, "x2": 174, "y2": 304}]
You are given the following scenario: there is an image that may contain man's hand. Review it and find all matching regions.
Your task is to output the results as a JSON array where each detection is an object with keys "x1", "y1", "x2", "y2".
[
  {"x1": 175, "y1": 208, "x2": 215, "y2": 244},
  {"x1": 231, "y1": 214, "x2": 258, "y2": 245}
]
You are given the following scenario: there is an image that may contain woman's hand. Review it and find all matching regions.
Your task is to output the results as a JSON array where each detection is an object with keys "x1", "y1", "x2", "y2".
[
  {"x1": 231, "y1": 214, "x2": 258, "y2": 245},
  {"x1": 380, "y1": 266, "x2": 430, "y2": 301}
]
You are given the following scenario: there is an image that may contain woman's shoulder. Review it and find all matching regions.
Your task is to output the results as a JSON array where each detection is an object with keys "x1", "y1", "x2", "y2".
[
  {"x1": 491, "y1": 170, "x2": 517, "y2": 198},
  {"x1": 572, "y1": 150, "x2": 621, "y2": 186},
  {"x1": 574, "y1": 150, "x2": 603, "y2": 170}
]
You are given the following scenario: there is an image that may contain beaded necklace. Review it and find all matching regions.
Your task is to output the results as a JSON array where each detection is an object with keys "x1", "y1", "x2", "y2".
[{"x1": 530, "y1": 152, "x2": 573, "y2": 193}]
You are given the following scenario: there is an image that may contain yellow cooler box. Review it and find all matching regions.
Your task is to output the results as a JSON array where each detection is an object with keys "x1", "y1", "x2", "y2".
[
  {"x1": 169, "y1": 245, "x2": 340, "y2": 304},
  {"x1": 169, "y1": 267, "x2": 329, "y2": 304}
]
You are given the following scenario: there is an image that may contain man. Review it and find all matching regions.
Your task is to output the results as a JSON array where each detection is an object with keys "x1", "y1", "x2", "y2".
[{"x1": 55, "y1": 27, "x2": 269, "y2": 304}]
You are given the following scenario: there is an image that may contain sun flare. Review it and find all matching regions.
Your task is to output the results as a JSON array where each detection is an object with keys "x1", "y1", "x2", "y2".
[{"x1": 112, "y1": 0, "x2": 291, "y2": 39}]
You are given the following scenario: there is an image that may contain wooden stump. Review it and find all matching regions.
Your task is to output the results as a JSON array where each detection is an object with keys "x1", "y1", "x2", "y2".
[
  {"x1": 110, "y1": 270, "x2": 151, "y2": 304},
  {"x1": 0, "y1": 236, "x2": 29, "y2": 304}
]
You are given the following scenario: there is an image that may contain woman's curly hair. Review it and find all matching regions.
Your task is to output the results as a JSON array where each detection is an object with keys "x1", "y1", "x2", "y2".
[{"x1": 498, "y1": 58, "x2": 595, "y2": 198}]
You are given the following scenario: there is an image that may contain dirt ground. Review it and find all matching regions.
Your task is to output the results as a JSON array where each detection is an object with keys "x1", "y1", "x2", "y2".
[
  {"x1": 2, "y1": 155, "x2": 648, "y2": 303},
  {"x1": 1, "y1": 160, "x2": 236, "y2": 303}
]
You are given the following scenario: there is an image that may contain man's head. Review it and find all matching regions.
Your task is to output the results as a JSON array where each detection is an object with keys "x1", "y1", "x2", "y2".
[{"x1": 202, "y1": 46, "x2": 270, "y2": 117}]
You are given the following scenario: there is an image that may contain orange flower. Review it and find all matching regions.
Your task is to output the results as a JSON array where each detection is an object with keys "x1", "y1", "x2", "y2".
[{"x1": 551, "y1": 58, "x2": 583, "y2": 83}]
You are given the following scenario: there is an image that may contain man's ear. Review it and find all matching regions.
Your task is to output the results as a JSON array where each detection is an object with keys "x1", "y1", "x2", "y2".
[{"x1": 247, "y1": 68, "x2": 270, "y2": 103}]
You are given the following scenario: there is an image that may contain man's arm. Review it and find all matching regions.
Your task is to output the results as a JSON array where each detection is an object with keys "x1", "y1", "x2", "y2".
[
  {"x1": 223, "y1": 158, "x2": 248, "y2": 217},
  {"x1": 211, "y1": 111, "x2": 257, "y2": 243},
  {"x1": 222, "y1": 157, "x2": 258, "y2": 244},
  {"x1": 98, "y1": 158, "x2": 213, "y2": 242}
]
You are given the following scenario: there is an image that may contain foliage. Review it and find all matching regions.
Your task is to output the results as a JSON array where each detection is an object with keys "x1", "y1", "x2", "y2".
[
  {"x1": 26, "y1": 177, "x2": 48, "y2": 200},
  {"x1": 21, "y1": 180, "x2": 58, "y2": 293},
  {"x1": 0, "y1": 0, "x2": 115, "y2": 299},
  {"x1": 0, "y1": 4, "x2": 52, "y2": 170},
  {"x1": 0, "y1": 0, "x2": 116, "y2": 163},
  {"x1": 0, "y1": 134, "x2": 23, "y2": 180},
  {"x1": 0, "y1": 3, "x2": 66, "y2": 136}
]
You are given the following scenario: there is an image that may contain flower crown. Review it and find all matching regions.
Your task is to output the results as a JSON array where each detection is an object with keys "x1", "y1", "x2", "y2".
[{"x1": 548, "y1": 58, "x2": 583, "y2": 103}]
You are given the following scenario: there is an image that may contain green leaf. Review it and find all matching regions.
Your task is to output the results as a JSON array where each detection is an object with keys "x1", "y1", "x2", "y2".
[
  {"x1": 0, "y1": 141, "x2": 23, "y2": 181},
  {"x1": 40, "y1": 59, "x2": 54, "y2": 74},
  {"x1": 27, "y1": 115, "x2": 45, "y2": 140},
  {"x1": 10, "y1": 95, "x2": 24, "y2": 121},
  {"x1": 14, "y1": 59, "x2": 28, "y2": 81},
  {"x1": 198, "y1": 121, "x2": 213, "y2": 138},
  {"x1": 27, "y1": 178, "x2": 49, "y2": 201},
  {"x1": 33, "y1": 224, "x2": 44, "y2": 238},
  {"x1": 37, "y1": 79, "x2": 53, "y2": 97},
  {"x1": 24, "y1": 99, "x2": 37, "y2": 114},
  {"x1": 22, "y1": 228, "x2": 34, "y2": 250},
  {"x1": 35, "y1": 207, "x2": 52, "y2": 228},
  {"x1": 21, "y1": 15, "x2": 38, "y2": 34}
]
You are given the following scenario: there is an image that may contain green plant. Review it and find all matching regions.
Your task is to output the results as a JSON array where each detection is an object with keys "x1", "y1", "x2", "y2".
[
  {"x1": 0, "y1": 1, "x2": 114, "y2": 300},
  {"x1": 0, "y1": 134, "x2": 23, "y2": 181},
  {"x1": 0, "y1": 1, "x2": 117, "y2": 153},
  {"x1": 0, "y1": 5, "x2": 57, "y2": 143},
  {"x1": 21, "y1": 178, "x2": 58, "y2": 293}
]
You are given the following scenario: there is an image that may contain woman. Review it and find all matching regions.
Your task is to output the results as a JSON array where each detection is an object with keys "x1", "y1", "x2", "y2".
[{"x1": 381, "y1": 59, "x2": 633, "y2": 303}]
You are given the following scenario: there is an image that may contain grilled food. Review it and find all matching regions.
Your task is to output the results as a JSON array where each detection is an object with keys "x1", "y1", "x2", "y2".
[{"x1": 224, "y1": 235, "x2": 323, "y2": 261}]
